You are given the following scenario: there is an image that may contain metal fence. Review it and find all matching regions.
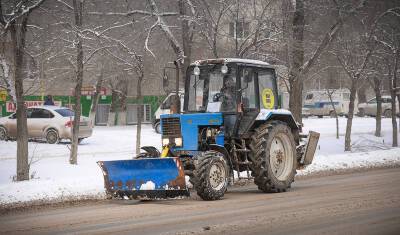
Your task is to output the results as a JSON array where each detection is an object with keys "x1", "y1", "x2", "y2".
[
  {"x1": 95, "y1": 104, "x2": 110, "y2": 125},
  {"x1": 126, "y1": 104, "x2": 151, "y2": 124}
]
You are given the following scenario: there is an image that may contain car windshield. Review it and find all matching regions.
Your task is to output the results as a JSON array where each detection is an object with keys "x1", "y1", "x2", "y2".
[
  {"x1": 186, "y1": 64, "x2": 236, "y2": 112},
  {"x1": 55, "y1": 108, "x2": 74, "y2": 117}
]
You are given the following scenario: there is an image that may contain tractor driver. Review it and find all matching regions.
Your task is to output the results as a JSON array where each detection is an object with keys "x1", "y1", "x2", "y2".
[{"x1": 220, "y1": 74, "x2": 236, "y2": 112}]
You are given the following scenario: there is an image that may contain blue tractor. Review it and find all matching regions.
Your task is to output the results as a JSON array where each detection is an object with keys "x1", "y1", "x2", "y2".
[{"x1": 98, "y1": 58, "x2": 319, "y2": 201}]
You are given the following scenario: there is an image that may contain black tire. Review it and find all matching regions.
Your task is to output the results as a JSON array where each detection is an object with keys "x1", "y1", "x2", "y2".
[
  {"x1": 358, "y1": 108, "x2": 365, "y2": 117},
  {"x1": 154, "y1": 121, "x2": 161, "y2": 134},
  {"x1": 249, "y1": 121, "x2": 297, "y2": 193},
  {"x1": 78, "y1": 138, "x2": 84, "y2": 144},
  {"x1": 384, "y1": 109, "x2": 392, "y2": 118},
  {"x1": 0, "y1": 126, "x2": 7, "y2": 141},
  {"x1": 46, "y1": 129, "x2": 59, "y2": 144},
  {"x1": 194, "y1": 151, "x2": 228, "y2": 200}
]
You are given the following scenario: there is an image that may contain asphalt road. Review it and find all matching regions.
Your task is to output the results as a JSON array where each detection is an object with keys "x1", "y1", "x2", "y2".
[{"x1": 1, "y1": 168, "x2": 400, "y2": 235}]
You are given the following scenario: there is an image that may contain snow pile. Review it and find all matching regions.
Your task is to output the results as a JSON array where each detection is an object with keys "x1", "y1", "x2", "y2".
[
  {"x1": 298, "y1": 148, "x2": 400, "y2": 175},
  {"x1": 139, "y1": 181, "x2": 156, "y2": 190}
]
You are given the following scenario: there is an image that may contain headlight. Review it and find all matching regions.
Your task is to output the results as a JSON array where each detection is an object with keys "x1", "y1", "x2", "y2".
[
  {"x1": 162, "y1": 138, "x2": 170, "y2": 146},
  {"x1": 174, "y1": 137, "x2": 183, "y2": 147}
]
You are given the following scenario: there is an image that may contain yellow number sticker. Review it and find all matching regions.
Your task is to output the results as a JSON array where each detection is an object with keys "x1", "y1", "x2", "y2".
[{"x1": 262, "y1": 88, "x2": 275, "y2": 109}]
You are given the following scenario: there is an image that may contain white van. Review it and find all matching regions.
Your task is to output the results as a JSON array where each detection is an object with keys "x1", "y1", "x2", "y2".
[
  {"x1": 152, "y1": 91, "x2": 184, "y2": 133},
  {"x1": 303, "y1": 89, "x2": 357, "y2": 118}
]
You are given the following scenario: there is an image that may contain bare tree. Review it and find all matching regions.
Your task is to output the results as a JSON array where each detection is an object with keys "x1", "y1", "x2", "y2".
[
  {"x1": 88, "y1": 63, "x2": 104, "y2": 127},
  {"x1": 367, "y1": 56, "x2": 384, "y2": 137},
  {"x1": 335, "y1": 35, "x2": 375, "y2": 151},
  {"x1": 371, "y1": 6, "x2": 400, "y2": 146},
  {"x1": 68, "y1": 0, "x2": 85, "y2": 164},
  {"x1": 0, "y1": 0, "x2": 46, "y2": 181},
  {"x1": 287, "y1": 0, "x2": 368, "y2": 123},
  {"x1": 196, "y1": 0, "x2": 234, "y2": 58}
]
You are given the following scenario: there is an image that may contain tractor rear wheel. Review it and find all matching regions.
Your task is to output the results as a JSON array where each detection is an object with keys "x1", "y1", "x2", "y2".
[
  {"x1": 194, "y1": 151, "x2": 228, "y2": 200},
  {"x1": 250, "y1": 121, "x2": 297, "y2": 193}
]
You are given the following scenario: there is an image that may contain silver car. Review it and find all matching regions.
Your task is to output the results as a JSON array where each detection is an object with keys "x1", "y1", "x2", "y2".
[
  {"x1": 358, "y1": 96, "x2": 399, "y2": 118},
  {"x1": 0, "y1": 106, "x2": 93, "y2": 144}
]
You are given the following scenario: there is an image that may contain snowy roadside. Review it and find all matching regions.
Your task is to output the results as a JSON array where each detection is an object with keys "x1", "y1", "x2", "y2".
[{"x1": 1, "y1": 118, "x2": 400, "y2": 209}]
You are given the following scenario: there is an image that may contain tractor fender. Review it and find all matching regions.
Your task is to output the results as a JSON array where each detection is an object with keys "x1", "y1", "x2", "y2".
[{"x1": 254, "y1": 109, "x2": 300, "y2": 131}]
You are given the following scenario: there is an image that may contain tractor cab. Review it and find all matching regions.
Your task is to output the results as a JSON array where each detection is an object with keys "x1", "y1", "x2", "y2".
[
  {"x1": 184, "y1": 59, "x2": 278, "y2": 136},
  {"x1": 98, "y1": 58, "x2": 320, "y2": 201}
]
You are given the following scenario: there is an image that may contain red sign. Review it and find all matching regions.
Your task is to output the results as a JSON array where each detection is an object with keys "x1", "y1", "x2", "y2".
[
  {"x1": 71, "y1": 87, "x2": 107, "y2": 96},
  {"x1": 6, "y1": 101, "x2": 62, "y2": 113}
]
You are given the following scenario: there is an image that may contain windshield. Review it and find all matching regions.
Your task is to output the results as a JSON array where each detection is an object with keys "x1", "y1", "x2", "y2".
[
  {"x1": 186, "y1": 64, "x2": 237, "y2": 112},
  {"x1": 55, "y1": 108, "x2": 75, "y2": 117}
]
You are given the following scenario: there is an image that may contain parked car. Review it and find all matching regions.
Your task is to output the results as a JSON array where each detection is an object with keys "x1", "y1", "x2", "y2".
[
  {"x1": 152, "y1": 91, "x2": 184, "y2": 134},
  {"x1": 303, "y1": 89, "x2": 357, "y2": 118},
  {"x1": 0, "y1": 106, "x2": 93, "y2": 144},
  {"x1": 357, "y1": 96, "x2": 399, "y2": 118}
]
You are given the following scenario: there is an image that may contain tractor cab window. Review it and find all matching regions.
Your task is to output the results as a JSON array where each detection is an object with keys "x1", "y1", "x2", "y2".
[
  {"x1": 188, "y1": 72, "x2": 206, "y2": 111},
  {"x1": 240, "y1": 67, "x2": 256, "y2": 109},
  {"x1": 187, "y1": 64, "x2": 236, "y2": 112},
  {"x1": 258, "y1": 70, "x2": 277, "y2": 109}
]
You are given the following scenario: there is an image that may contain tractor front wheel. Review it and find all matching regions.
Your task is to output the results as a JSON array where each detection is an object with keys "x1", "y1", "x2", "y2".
[
  {"x1": 250, "y1": 121, "x2": 297, "y2": 193},
  {"x1": 194, "y1": 151, "x2": 228, "y2": 200}
]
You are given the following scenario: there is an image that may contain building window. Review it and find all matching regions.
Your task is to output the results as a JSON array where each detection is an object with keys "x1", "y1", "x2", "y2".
[{"x1": 229, "y1": 21, "x2": 250, "y2": 39}]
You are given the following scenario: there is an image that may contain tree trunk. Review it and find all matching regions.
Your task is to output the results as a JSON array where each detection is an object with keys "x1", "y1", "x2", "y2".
[
  {"x1": 389, "y1": 85, "x2": 397, "y2": 147},
  {"x1": 10, "y1": 17, "x2": 29, "y2": 181},
  {"x1": 390, "y1": 52, "x2": 398, "y2": 147},
  {"x1": 373, "y1": 77, "x2": 382, "y2": 137},
  {"x1": 345, "y1": 80, "x2": 357, "y2": 151},
  {"x1": 288, "y1": 0, "x2": 305, "y2": 123},
  {"x1": 135, "y1": 76, "x2": 143, "y2": 156},
  {"x1": 108, "y1": 88, "x2": 119, "y2": 126},
  {"x1": 327, "y1": 91, "x2": 339, "y2": 139},
  {"x1": 179, "y1": 0, "x2": 192, "y2": 88},
  {"x1": 70, "y1": 0, "x2": 84, "y2": 165},
  {"x1": 357, "y1": 84, "x2": 367, "y2": 104},
  {"x1": 89, "y1": 69, "x2": 103, "y2": 128}
]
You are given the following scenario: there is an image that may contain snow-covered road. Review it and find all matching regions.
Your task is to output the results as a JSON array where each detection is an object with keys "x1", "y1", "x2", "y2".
[{"x1": 0, "y1": 117, "x2": 399, "y2": 207}]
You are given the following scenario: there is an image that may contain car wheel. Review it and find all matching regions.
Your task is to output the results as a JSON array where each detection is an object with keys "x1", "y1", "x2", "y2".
[
  {"x1": 78, "y1": 138, "x2": 84, "y2": 144},
  {"x1": 384, "y1": 109, "x2": 392, "y2": 118},
  {"x1": 154, "y1": 121, "x2": 161, "y2": 134},
  {"x1": 46, "y1": 129, "x2": 60, "y2": 144},
  {"x1": 0, "y1": 126, "x2": 7, "y2": 141}
]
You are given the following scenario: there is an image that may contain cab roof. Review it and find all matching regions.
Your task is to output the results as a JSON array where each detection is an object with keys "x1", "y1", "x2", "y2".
[{"x1": 191, "y1": 58, "x2": 272, "y2": 68}]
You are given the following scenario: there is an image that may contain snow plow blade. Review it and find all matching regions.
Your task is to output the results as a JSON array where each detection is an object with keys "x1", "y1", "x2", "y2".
[{"x1": 97, "y1": 158, "x2": 189, "y2": 200}]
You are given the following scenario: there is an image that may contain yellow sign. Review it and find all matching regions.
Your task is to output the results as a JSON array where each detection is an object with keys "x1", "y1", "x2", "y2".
[
  {"x1": 0, "y1": 89, "x2": 7, "y2": 102},
  {"x1": 262, "y1": 88, "x2": 275, "y2": 109}
]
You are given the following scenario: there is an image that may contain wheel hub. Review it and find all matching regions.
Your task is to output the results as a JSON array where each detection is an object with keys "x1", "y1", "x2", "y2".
[
  {"x1": 269, "y1": 135, "x2": 293, "y2": 181},
  {"x1": 209, "y1": 163, "x2": 225, "y2": 190}
]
